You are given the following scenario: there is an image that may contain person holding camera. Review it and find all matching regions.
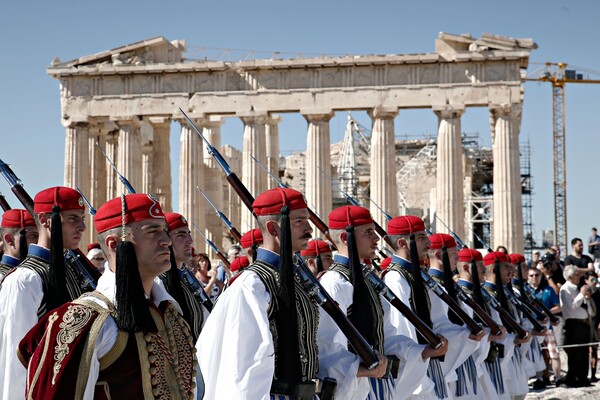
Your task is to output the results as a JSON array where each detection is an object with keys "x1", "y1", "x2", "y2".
[{"x1": 584, "y1": 271, "x2": 600, "y2": 382}]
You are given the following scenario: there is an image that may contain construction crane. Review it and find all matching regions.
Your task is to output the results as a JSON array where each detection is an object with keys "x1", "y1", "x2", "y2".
[{"x1": 526, "y1": 63, "x2": 600, "y2": 255}]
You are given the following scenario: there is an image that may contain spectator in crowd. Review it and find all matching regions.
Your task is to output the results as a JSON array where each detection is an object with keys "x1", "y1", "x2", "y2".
[
  {"x1": 588, "y1": 228, "x2": 600, "y2": 273},
  {"x1": 496, "y1": 245, "x2": 508, "y2": 253},
  {"x1": 564, "y1": 238, "x2": 594, "y2": 284},
  {"x1": 537, "y1": 252, "x2": 565, "y2": 295},
  {"x1": 86, "y1": 243, "x2": 106, "y2": 273},
  {"x1": 529, "y1": 266, "x2": 562, "y2": 385},
  {"x1": 585, "y1": 271, "x2": 600, "y2": 382},
  {"x1": 560, "y1": 264, "x2": 593, "y2": 387},
  {"x1": 528, "y1": 250, "x2": 541, "y2": 269},
  {"x1": 193, "y1": 252, "x2": 223, "y2": 302}
]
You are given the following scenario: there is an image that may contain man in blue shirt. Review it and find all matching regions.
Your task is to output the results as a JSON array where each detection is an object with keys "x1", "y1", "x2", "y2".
[{"x1": 528, "y1": 267, "x2": 562, "y2": 385}]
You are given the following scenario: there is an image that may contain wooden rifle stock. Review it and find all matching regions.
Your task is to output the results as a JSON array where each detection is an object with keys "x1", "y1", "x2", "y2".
[
  {"x1": 226, "y1": 174, "x2": 256, "y2": 216},
  {"x1": 11, "y1": 186, "x2": 34, "y2": 217},
  {"x1": 363, "y1": 268, "x2": 442, "y2": 349},
  {"x1": 422, "y1": 271, "x2": 484, "y2": 336},
  {"x1": 295, "y1": 259, "x2": 379, "y2": 368},
  {"x1": 373, "y1": 223, "x2": 395, "y2": 249},
  {"x1": 215, "y1": 251, "x2": 231, "y2": 268},
  {"x1": 230, "y1": 226, "x2": 242, "y2": 243},
  {"x1": 528, "y1": 292, "x2": 559, "y2": 324},
  {"x1": 0, "y1": 193, "x2": 10, "y2": 211},
  {"x1": 457, "y1": 288, "x2": 503, "y2": 336}
]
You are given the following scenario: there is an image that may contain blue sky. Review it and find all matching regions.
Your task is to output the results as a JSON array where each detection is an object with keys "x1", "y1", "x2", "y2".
[{"x1": 1, "y1": 0, "x2": 599, "y2": 252}]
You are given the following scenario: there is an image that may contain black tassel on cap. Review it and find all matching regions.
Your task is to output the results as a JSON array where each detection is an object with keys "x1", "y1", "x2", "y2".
[
  {"x1": 18, "y1": 229, "x2": 28, "y2": 262},
  {"x1": 276, "y1": 205, "x2": 301, "y2": 383},
  {"x1": 409, "y1": 234, "x2": 434, "y2": 344},
  {"x1": 115, "y1": 196, "x2": 157, "y2": 333},
  {"x1": 251, "y1": 243, "x2": 258, "y2": 263},
  {"x1": 47, "y1": 205, "x2": 69, "y2": 311},
  {"x1": 316, "y1": 254, "x2": 324, "y2": 274},
  {"x1": 441, "y1": 245, "x2": 463, "y2": 326},
  {"x1": 494, "y1": 259, "x2": 513, "y2": 333},
  {"x1": 346, "y1": 225, "x2": 376, "y2": 349},
  {"x1": 166, "y1": 246, "x2": 191, "y2": 325}
]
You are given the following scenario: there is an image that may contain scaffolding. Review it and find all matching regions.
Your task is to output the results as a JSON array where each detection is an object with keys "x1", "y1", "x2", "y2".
[{"x1": 520, "y1": 140, "x2": 535, "y2": 258}]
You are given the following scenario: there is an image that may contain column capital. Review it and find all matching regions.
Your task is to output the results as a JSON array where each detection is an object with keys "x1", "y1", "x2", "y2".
[
  {"x1": 202, "y1": 115, "x2": 225, "y2": 128},
  {"x1": 489, "y1": 103, "x2": 521, "y2": 117},
  {"x1": 266, "y1": 114, "x2": 281, "y2": 125},
  {"x1": 433, "y1": 105, "x2": 465, "y2": 120},
  {"x1": 301, "y1": 110, "x2": 334, "y2": 122},
  {"x1": 111, "y1": 116, "x2": 142, "y2": 128},
  {"x1": 238, "y1": 111, "x2": 268, "y2": 125},
  {"x1": 369, "y1": 106, "x2": 399, "y2": 119},
  {"x1": 147, "y1": 116, "x2": 171, "y2": 126}
]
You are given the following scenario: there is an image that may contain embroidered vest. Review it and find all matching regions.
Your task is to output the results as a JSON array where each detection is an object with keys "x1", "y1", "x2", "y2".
[
  {"x1": 245, "y1": 260, "x2": 319, "y2": 384},
  {"x1": 20, "y1": 254, "x2": 88, "y2": 318},
  {"x1": 328, "y1": 263, "x2": 385, "y2": 354}
]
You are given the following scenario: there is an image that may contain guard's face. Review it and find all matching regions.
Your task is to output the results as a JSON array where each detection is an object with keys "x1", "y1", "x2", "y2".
[
  {"x1": 446, "y1": 246, "x2": 459, "y2": 267},
  {"x1": 15, "y1": 226, "x2": 39, "y2": 254},
  {"x1": 289, "y1": 208, "x2": 312, "y2": 252},
  {"x1": 415, "y1": 231, "x2": 431, "y2": 260},
  {"x1": 353, "y1": 223, "x2": 379, "y2": 260},
  {"x1": 128, "y1": 219, "x2": 172, "y2": 279},
  {"x1": 500, "y1": 262, "x2": 513, "y2": 284},
  {"x1": 169, "y1": 226, "x2": 193, "y2": 263},
  {"x1": 60, "y1": 209, "x2": 86, "y2": 250},
  {"x1": 320, "y1": 252, "x2": 334, "y2": 270}
]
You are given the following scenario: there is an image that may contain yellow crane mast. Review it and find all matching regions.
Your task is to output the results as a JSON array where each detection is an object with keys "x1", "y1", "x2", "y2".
[{"x1": 526, "y1": 63, "x2": 600, "y2": 254}]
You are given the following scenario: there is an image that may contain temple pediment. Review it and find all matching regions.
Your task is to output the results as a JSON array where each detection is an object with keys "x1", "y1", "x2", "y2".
[{"x1": 50, "y1": 36, "x2": 186, "y2": 68}]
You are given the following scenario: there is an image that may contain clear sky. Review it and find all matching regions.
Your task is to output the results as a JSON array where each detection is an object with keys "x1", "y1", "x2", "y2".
[{"x1": 1, "y1": 0, "x2": 599, "y2": 253}]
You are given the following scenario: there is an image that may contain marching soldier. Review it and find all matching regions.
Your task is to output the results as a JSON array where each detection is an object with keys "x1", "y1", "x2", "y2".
[
  {"x1": 0, "y1": 186, "x2": 87, "y2": 400},
  {"x1": 197, "y1": 187, "x2": 321, "y2": 399},
  {"x1": 240, "y1": 227, "x2": 263, "y2": 262},
  {"x1": 18, "y1": 193, "x2": 198, "y2": 399},
  {"x1": 0, "y1": 209, "x2": 38, "y2": 284}
]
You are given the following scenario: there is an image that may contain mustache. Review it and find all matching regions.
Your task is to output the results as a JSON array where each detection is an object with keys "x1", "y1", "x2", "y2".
[{"x1": 301, "y1": 234, "x2": 312, "y2": 239}]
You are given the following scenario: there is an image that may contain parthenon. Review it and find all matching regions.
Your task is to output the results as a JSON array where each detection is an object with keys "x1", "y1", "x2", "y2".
[{"x1": 50, "y1": 32, "x2": 536, "y2": 253}]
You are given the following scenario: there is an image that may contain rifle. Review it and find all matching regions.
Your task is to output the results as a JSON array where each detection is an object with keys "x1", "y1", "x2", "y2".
[
  {"x1": 178, "y1": 112, "x2": 379, "y2": 369},
  {"x1": 315, "y1": 165, "x2": 394, "y2": 251},
  {"x1": 0, "y1": 158, "x2": 99, "y2": 291},
  {"x1": 96, "y1": 142, "x2": 136, "y2": 194},
  {"x1": 420, "y1": 268, "x2": 484, "y2": 336},
  {"x1": 180, "y1": 264, "x2": 214, "y2": 312},
  {"x1": 76, "y1": 186, "x2": 97, "y2": 216},
  {"x1": 515, "y1": 262, "x2": 559, "y2": 324},
  {"x1": 453, "y1": 283, "x2": 503, "y2": 336},
  {"x1": 362, "y1": 263, "x2": 442, "y2": 348},
  {"x1": 480, "y1": 288, "x2": 528, "y2": 339},
  {"x1": 504, "y1": 284, "x2": 546, "y2": 334},
  {"x1": 248, "y1": 154, "x2": 337, "y2": 248},
  {"x1": 0, "y1": 191, "x2": 11, "y2": 212},
  {"x1": 191, "y1": 223, "x2": 231, "y2": 268},
  {"x1": 196, "y1": 186, "x2": 242, "y2": 243}
]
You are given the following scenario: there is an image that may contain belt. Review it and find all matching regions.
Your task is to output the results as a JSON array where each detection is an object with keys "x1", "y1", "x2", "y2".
[{"x1": 271, "y1": 380, "x2": 316, "y2": 400}]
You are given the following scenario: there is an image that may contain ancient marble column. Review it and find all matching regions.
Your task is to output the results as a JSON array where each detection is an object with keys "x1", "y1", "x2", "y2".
[
  {"x1": 179, "y1": 119, "x2": 205, "y2": 252},
  {"x1": 64, "y1": 122, "x2": 90, "y2": 192},
  {"x1": 105, "y1": 131, "x2": 119, "y2": 199},
  {"x1": 265, "y1": 116, "x2": 281, "y2": 190},
  {"x1": 240, "y1": 113, "x2": 268, "y2": 228},
  {"x1": 87, "y1": 123, "x2": 107, "y2": 245},
  {"x1": 150, "y1": 117, "x2": 172, "y2": 211},
  {"x1": 434, "y1": 106, "x2": 465, "y2": 239},
  {"x1": 490, "y1": 104, "x2": 524, "y2": 253},
  {"x1": 303, "y1": 111, "x2": 334, "y2": 225},
  {"x1": 202, "y1": 116, "x2": 225, "y2": 247},
  {"x1": 140, "y1": 121, "x2": 154, "y2": 194},
  {"x1": 116, "y1": 119, "x2": 142, "y2": 194},
  {"x1": 369, "y1": 107, "x2": 399, "y2": 229}
]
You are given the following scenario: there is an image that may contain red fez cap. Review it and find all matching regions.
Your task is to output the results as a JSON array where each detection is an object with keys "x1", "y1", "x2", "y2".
[
  {"x1": 1, "y1": 209, "x2": 35, "y2": 229},
  {"x1": 94, "y1": 194, "x2": 164, "y2": 233},
  {"x1": 380, "y1": 257, "x2": 392, "y2": 270},
  {"x1": 240, "y1": 228, "x2": 263, "y2": 249},
  {"x1": 483, "y1": 251, "x2": 509, "y2": 266},
  {"x1": 33, "y1": 186, "x2": 84, "y2": 213},
  {"x1": 230, "y1": 256, "x2": 250, "y2": 273},
  {"x1": 328, "y1": 205, "x2": 373, "y2": 229},
  {"x1": 428, "y1": 233, "x2": 457, "y2": 250},
  {"x1": 87, "y1": 243, "x2": 101, "y2": 252},
  {"x1": 252, "y1": 188, "x2": 307, "y2": 216},
  {"x1": 457, "y1": 248, "x2": 483, "y2": 263},
  {"x1": 300, "y1": 239, "x2": 332, "y2": 257},
  {"x1": 164, "y1": 212, "x2": 188, "y2": 231},
  {"x1": 508, "y1": 253, "x2": 526, "y2": 265},
  {"x1": 387, "y1": 215, "x2": 425, "y2": 235}
]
